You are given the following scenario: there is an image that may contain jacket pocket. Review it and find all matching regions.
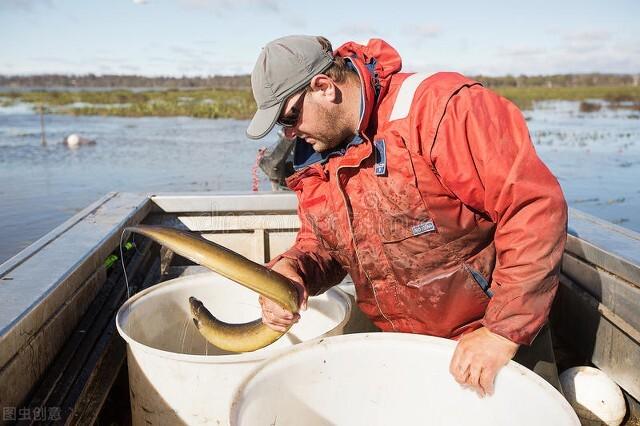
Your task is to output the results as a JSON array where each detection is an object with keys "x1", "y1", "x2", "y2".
[
  {"x1": 369, "y1": 131, "x2": 441, "y2": 244},
  {"x1": 390, "y1": 262, "x2": 490, "y2": 336},
  {"x1": 463, "y1": 263, "x2": 493, "y2": 298}
]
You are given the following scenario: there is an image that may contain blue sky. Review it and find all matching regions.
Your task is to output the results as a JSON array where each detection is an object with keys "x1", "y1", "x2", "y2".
[{"x1": 1, "y1": 0, "x2": 639, "y2": 76}]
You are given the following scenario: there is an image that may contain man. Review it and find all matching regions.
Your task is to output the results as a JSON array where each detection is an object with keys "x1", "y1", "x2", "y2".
[{"x1": 246, "y1": 35, "x2": 567, "y2": 396}]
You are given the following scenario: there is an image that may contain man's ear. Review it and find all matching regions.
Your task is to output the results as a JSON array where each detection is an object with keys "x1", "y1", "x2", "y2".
[{"x1": 309, "y1": 74, "x2": 337, "y2": 102}]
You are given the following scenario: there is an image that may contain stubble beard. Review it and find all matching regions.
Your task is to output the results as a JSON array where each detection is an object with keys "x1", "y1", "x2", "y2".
[{"x1": 310, "y1": 102, "x2": 355, "y2": 153}]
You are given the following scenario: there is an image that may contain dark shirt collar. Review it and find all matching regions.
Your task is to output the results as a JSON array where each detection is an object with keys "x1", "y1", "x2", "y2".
[
  {"x1": 292, "y1": 59, "x2": 366, "y2": 171},
  {"x1": 292, "y1": 134, "x2": 365, "y2": 171}
]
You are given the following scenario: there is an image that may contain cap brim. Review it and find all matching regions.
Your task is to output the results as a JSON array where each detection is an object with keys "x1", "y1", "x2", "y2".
[{"x1": 246, "y1": 101, "x2": 285, "y2": 140}]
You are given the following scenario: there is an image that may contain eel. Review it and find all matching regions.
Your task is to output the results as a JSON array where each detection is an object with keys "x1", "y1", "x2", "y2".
[{"x1": 126, "y1": 225, "x2": 299, "y2": 352}]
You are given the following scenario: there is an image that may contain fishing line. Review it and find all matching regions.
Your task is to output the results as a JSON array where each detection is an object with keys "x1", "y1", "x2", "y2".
[
  {"x1": 120, "y1": 229, "x2": 132, "y2": 299},
  {"x1": 119, "y1": 228, "x2": 135, "y2": 334},
  {"x1": 180, "y1": 317, "x2": 190, "y2": 354}
]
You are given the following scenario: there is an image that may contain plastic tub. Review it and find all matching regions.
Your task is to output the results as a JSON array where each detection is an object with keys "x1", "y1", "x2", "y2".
[
  {"x1": 116, "y1": 272, "x2": 351, "y2": 425},
  {"x1": 230, "y1": 333, "x2": 579, "y2": 425}
]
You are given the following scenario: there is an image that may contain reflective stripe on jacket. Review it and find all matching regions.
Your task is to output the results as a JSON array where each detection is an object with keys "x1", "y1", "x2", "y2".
[{"x1": 269, "y1": 39, "x2": 567, "y2": 345}]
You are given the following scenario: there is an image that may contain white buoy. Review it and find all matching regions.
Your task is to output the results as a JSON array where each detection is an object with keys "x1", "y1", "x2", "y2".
[
  {"x1": 65, "y1": 134, "x2": 80, "y2": 147},
  {"x1": 63, "y1": 133, "x2": 96, "y2": 148},
  {"x1": 560, "y1": 366, "x2": 626, "y2": 426}
]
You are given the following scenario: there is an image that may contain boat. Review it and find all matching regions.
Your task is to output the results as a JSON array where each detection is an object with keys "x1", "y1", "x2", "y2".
[{"x1": 0, "y1": 192, "x2": 638, "y2": 424}]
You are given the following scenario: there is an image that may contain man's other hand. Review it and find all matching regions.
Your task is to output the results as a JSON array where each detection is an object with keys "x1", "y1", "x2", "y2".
[
  {"x1": 449, "y1": 327, "x2": 519, "y2": 397},
  {"x1": 259, "y1": 258, "x2": 308, "y2": 332}
]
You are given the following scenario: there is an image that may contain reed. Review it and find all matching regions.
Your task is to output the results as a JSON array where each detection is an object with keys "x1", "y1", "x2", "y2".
[
  {"x1": 494, "y1": 86, "x2": 640, "y2": 110},
  {"x1": 0, "y1": 88, "x2": 257, "y2": 119},
  {"x1": 2, "y1": 86, "x2": 639, "y2": 117}
]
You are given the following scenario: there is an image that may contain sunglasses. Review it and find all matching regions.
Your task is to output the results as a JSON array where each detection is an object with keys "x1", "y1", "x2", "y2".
[{"x1": 277, "y1": 89, "x2": 307, "y2": 128}]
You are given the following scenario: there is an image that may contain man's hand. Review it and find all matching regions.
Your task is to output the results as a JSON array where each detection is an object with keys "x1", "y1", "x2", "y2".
[
  {"x1": 449, "y1": 327, "x2": 519, "y2": 397},
  {"x1": 259, "y1": 258, "x2": 308, "y2": 332}
]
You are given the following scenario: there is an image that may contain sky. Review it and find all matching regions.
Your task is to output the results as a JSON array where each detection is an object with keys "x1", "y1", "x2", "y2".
[{"x1": 1, "y1": 0, "x2": 639, "y2": 77}]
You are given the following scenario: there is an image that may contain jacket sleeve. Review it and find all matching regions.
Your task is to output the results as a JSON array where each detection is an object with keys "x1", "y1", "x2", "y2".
[
  {"x1": 429, "y1": 85, "x2": 567, "y2": 345},
  {"x1": 266, "y1": 198, "x2": 347, "y2": 296}
]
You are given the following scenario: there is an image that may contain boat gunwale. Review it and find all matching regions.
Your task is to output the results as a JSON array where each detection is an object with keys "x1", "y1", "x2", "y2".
[{"x1": 1, "y1": 192, "x2": 640, "y2": 411}]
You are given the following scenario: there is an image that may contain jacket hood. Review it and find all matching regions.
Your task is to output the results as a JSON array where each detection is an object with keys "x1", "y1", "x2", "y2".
[{"x1": 335, "y1": 39, "x2": 402, "y2": 135}]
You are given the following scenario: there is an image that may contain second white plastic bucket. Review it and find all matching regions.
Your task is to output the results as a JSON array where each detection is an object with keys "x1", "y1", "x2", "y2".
[
  {"x1": 230, "y1": 333, "x2": 580, "y2": 426},
  {"x1": 116, "y1": 272, "x2": 351, "y2": 425}
]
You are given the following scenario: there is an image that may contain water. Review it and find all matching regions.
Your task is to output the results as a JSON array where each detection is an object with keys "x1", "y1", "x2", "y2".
[
  {"x1": 0, "y1": 100, "x2": 639, "y2": 264},
  {"x1": 527, "y1": 101, "x2": 640, "y2": 229},
  {"x1": 0, "y1": 106, "x2": 276, "y2": 263}
]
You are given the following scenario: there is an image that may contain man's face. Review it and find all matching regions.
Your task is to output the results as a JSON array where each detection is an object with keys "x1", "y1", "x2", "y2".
[{"x1": 279, "y1": 80, "x2": 354, "y2": 152}]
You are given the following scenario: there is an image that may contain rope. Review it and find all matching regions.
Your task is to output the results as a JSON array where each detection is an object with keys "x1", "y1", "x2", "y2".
[{"x1": 252, "y1": 147, "x2": 267, "y2": 192}]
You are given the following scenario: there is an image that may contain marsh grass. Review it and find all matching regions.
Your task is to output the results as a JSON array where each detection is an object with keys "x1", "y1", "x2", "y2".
[
  {"x1": 1, "y1": 88, "x2": 257, "y2": 119},
  {"x1": 579, "y1": 101, "x2": 602, "y2": 113},
  {"x1": 2, "y1": 85, "x2": 640, "y2": 118},
  {"x1": 494, "y1": 86, "x2": 640, "y2": 110}
]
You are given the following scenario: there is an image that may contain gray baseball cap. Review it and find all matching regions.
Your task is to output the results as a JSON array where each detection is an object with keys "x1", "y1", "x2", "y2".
[{"x1": 246, "y1": 35, "x2": 334, "y2": 140}]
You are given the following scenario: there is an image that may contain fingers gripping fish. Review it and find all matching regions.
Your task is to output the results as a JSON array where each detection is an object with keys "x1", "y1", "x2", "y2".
[{"x1": 126, "y1": 225, "x2": 299, "y2": 353}]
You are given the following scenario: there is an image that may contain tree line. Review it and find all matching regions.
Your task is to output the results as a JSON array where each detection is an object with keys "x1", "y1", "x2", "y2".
[
  {"x1": 1, "y1": 73, "x2": 638, "y2": 89},
  {"x1": 0, "y1": 74, "x2": 251, "y2": 89}
]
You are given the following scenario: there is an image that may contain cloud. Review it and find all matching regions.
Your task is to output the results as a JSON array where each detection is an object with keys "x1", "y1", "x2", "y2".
[
  {"x1": 564, "y1": 30, "x2": 612, "y2": 43},
  {"x1": 560, "y1": 30, "x2": 613, "y2": 54},
  {"x1": 179, "y1": 0, "x2": 281, "y2": 13},
  {"x1": 173, "y1": 58, "x2": 251, "y2": 76},
  {"x1": 169, "y1": 45, "x2": 220, "y2": 61},
  {"x1": 133, "y1": 0, "x2": 148, "y2": 4},
  {"x1": 463, "y1": 28, "x2": 638, "y2": 75},
  {"x1": 13, "y1": 53, "x2": 146, "y2": 76},
  {"x1": 500, "y1": 46, "x2": 546, "y2": 57},
  {"x1": 170, "y1": 45, "x2": 201, "y2": 58},
  {"x1": 403, "y1": 60, "x2": 455, "y2": 75},
  {"x1": 148, "y1": 56, "x2": 173, "y2": 64},
  {"x1": 144, "y1": 46, "x2": 251, "y2": 75},
  {"x1": 92, "y1": 56, "x2": 130, "y2": 64},
  {"x1": 481, "y1": 40, "x2": 640, "y2": 75},
  {"x1": 402, "y1": 24, "x2": 441, "y2": 39},
  {"x1": 120, "y1": 64, "x2": 141, "y2": 72},
  {"x1": 334, "y1": 24, "x2": 381, "y2": 39},
  {"x1": 193, "y1": 39, "x2": 220, "y2": 47},
  {"x1": 0, "y1": 0, "x2": 53, "y2": 12},
  {"x1": 561, "y1": 43, "x2": 602, "y2": 55},
  {"x1": 280, "y1": 13, "x2": 307, "y2": 31},
  {"x1": 29, "y1": 56, "x2": 77, "y2": 65}
]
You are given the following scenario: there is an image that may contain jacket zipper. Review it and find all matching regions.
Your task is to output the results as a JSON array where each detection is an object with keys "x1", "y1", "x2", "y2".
[
  {"x1": 334, "y1": 61, "x2": 394, "y2": 330},
  {"x1": 336, "y1": 165, "x2": 396, "y2": 331}
]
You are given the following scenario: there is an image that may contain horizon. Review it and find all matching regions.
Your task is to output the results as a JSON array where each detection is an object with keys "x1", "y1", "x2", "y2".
[
  {"x1": 1, "y1": 71, "x2": 640, "y2": 79},
  {"x1": 1, "y1": 0, "x2": 639, "y2": 77}
]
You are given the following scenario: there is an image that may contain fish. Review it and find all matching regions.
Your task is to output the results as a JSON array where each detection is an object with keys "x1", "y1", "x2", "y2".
[
  {"x1": 188, "y1": 297, "x2": 285, "y2": 353},
  {"x1": 125, "y1": 225, "x2": 299, "y2": 352}
]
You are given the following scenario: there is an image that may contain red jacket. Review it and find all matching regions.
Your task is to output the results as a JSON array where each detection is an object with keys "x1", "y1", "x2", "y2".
[{"x1": 269, "y1": 39, "x2": 567, "y2": 345}]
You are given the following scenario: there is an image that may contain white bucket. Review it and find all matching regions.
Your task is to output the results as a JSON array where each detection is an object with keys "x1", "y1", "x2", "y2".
[
  {"x1": 230, "y1": 333, "x2": 580, "y2": 426},
  {"x1": 116, "y1": 272, "x2": 351, "y2": 425}
]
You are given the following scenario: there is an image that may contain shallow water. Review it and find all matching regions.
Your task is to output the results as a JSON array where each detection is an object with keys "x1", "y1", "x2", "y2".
[
  {"x1": 0, "y1": 100, "x2": 639, "y2": 264},
  {"x1": 527, "y1": 101, "x2": 640, "y2": 229},
  {"x1": 0, "y1": 109, "x2": 276, "y2": 263}
]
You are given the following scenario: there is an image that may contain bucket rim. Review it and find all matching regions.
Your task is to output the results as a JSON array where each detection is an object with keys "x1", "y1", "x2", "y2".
[
  {"x1": 228, "y1": 332, "x2": 579, "y2": 424},
  {"x1": 115, "y1": 272, "x2": 352, "y2": 364}
]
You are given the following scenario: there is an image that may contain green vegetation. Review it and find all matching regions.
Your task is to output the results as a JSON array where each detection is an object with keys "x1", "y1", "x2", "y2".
[
  {"x1": 2, "y1": 85, "x2": 639, "y2": 118},
  {"x1": 0, "y1": 74, "x2": 251, "y2": 89},
  {"x1": 1, "y1": 72, "x2": 633, "y2": 90},
  {"x1": 475, "y1": 74, "x2": 639, "y2": 88},
  {"x1": 493, "y1": 86, "x2": 640, "y2": 110},
  {"x1": 0, "y1": 88, "x2": 257, "y2": 119}
]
